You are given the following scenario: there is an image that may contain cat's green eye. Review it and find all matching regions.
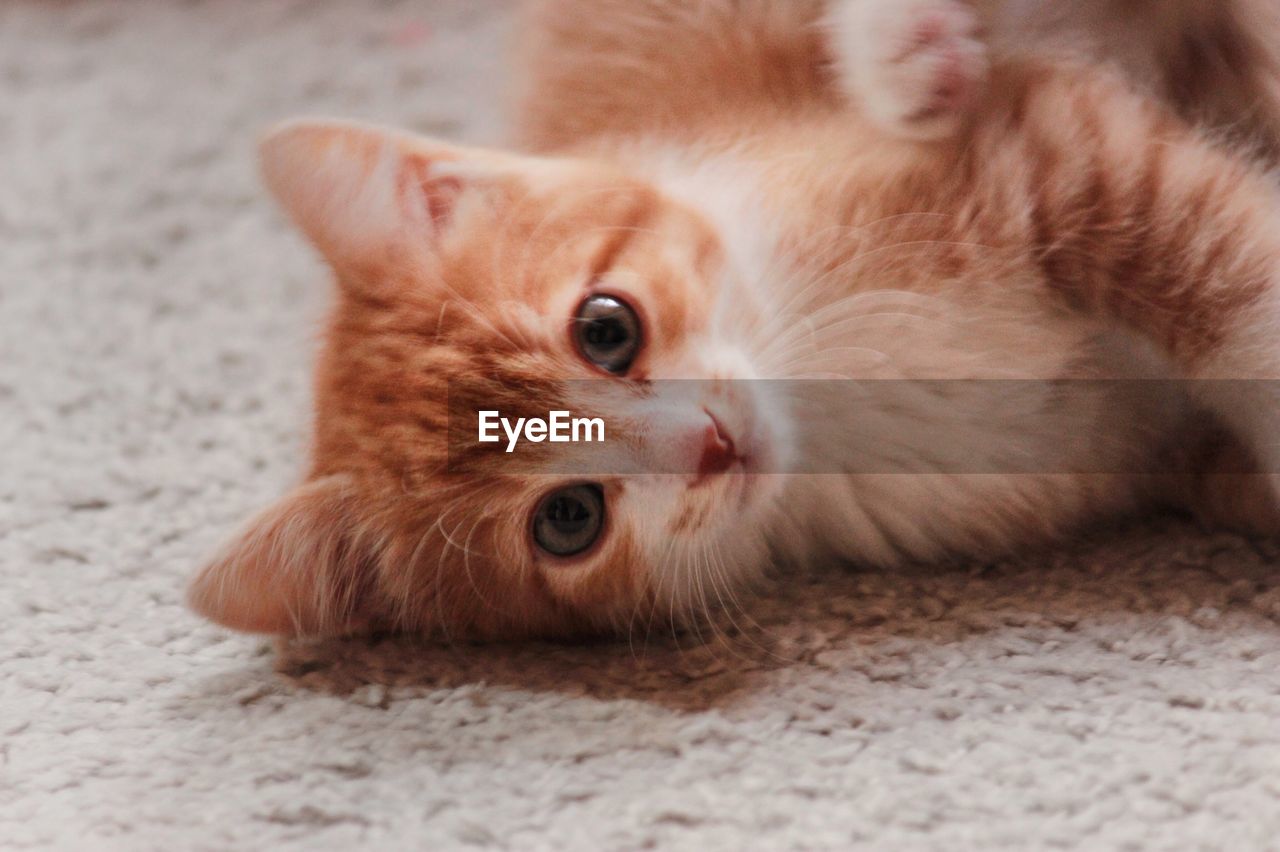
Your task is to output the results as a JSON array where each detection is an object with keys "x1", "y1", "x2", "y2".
[
  {"x1": 574, "y1": 295, "x2": 642, "y2": 374},
  {"x1": 532, "y1": 484, "x2": 605, "y2": 557}
]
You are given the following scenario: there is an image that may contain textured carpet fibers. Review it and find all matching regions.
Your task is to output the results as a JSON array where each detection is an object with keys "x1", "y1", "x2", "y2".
[{"x1": 4, "y1": 2, "x2": 1280, "y2": 849}]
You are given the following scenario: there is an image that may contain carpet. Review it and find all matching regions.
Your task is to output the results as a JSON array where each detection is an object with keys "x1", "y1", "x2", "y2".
[{"x1": 5, "y1": 1, "x2": 1280, "y2": 849}]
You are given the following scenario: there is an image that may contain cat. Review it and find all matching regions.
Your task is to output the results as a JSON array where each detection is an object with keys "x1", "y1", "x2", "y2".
[{"x1": 189, "y1": 0, "x2": 1280, "y2": 641}]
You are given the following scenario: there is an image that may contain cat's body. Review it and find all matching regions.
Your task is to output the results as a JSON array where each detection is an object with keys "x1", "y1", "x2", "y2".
[
  {"x1": 191, "y1": 1, "x2": 1280, "y2": 640},
  {"x1": 517, "y1": 0, "x2": 1280, "y2": 568},
  {"x1": 519, "y1": 0, "x2": 1280, "y2": 152}
]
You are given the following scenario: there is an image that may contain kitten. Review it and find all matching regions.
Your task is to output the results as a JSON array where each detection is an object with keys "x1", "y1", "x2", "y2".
[{"x1": 189, "y1": 0, "x2": 1280, "y2": 640}]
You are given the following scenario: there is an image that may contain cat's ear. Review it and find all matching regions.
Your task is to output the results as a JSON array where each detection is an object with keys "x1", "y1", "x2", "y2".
[
  {"x1": 258, "y1": 118, "x2": 525, "y2": 275},
  {"x1": 187, "y1": 476, "x2": 376, "y2": 636}
]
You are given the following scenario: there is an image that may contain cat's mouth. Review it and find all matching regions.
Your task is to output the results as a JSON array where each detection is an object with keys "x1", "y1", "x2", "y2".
[{"x1": 691, "y1": 456, "x2": 749, "y2": 488}]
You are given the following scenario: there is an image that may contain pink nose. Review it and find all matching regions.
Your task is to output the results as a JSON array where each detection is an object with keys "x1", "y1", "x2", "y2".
[{"x1": 697, "y1": 411, "x2": 738, "y2": 478}]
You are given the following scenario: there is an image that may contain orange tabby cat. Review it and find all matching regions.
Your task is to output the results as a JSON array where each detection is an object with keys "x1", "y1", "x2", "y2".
[{"x1": 190, "y1": 0, "x2": 1280, "y2": 640}]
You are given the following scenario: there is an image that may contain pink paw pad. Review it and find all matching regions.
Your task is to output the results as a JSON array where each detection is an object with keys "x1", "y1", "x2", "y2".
[
  {"x1": 831, "y1": 0, "x2": 990, "y2": 138},
  {"x1": 896, "y1": 13, "x2": 949, "y2": 61},
  {"x1": 877, "y1": 3, "x2": 987, "y2": 133},
  {"x1": 920, "y1": 50, "x2": 974, "y2": 117}
]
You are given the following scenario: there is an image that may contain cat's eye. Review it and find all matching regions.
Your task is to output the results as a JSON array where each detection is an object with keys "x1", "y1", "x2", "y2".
[
  {"x1": 532, "y1": 484, "x2": 605, "y2": 557},
  {"x1": 574, "y1": 294, "x2": 642, "y2": 374}
]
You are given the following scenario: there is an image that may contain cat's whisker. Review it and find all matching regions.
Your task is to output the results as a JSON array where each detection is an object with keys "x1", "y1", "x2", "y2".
[
  {"x1": 747, "y1": 272, "x2": 951, "y2": 366},
  {"x1": 702, "y1": 544, "x2": 771, "y2": 663},
  {"x1": 626, "y1": 519, "x2": 678, "y2": 659},
  {"x1": 752, "y1": 217, "x2": 953, "y2": 318},
  {"x1": 756, "y1": 322, "x2": 892, "y2": 378},
  {"x1": 685, "y1": 545, "x2": 712, "y2": 651},
  {"x1": 752, "y1": 286, "x2": 953, "y2": 376},
  {"x1": 696, "y1": 547, "x2": 758, "y2": 666},
  {"x1": 457, "y1": 514, "x2": 499, "y2": 620},
  {"x1": 769, "y1": 347, "x2": 895, "y2": 377},
  {"x1": 636, "y1": 514, "x2": 684, "y2": 655},
  {"x1": 415, "y1": 520, "x2": 456, "y2": 648},
  {"x1": 691, "y1": 549, "x2": 736, "y2": 663}
]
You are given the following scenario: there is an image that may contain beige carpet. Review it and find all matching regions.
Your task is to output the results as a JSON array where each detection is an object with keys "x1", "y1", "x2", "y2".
[{"x1": 5, "y1": 1, "x2": 1280, "y2": 848}]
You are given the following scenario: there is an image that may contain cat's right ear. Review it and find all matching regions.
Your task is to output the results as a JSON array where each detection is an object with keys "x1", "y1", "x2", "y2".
[{"x1": 187, "y1": 476, "x2": 376, "y2": 637}]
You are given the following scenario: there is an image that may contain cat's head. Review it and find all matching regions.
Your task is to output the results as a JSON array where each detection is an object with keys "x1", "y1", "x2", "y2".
[{"x1": 188, "y1": 121, "x2": 792, "y2": 640}]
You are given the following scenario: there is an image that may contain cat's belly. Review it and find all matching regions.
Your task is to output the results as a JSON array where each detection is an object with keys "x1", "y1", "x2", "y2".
[{"x1": 767, "y1": 305, "x2": 1185, "y2": 569}]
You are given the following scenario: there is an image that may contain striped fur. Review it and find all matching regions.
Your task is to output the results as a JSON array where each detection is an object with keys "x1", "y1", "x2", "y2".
[{"x1": 190, "y1": 1, "x2": 1280, "y2": 640}]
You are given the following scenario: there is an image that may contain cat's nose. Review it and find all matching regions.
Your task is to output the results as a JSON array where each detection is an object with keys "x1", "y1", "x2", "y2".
[{"x1": 696, "y1": 410, "x2": 738, "y2": 479}]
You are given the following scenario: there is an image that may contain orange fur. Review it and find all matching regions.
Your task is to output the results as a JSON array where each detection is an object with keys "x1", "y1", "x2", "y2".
[{"x1": 191, "y1": 2, "x2": 1280, "y2": 641}]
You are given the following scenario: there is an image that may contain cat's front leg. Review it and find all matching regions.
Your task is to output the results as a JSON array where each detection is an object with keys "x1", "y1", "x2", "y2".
[{"x1": 825, "y1": 0, "x2": 990, "y2": 139}]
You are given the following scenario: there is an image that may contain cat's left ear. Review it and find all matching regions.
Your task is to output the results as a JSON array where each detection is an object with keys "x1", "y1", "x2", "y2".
[{"x1": 258, "y1": 119, "x2": 538, "y2": 277}]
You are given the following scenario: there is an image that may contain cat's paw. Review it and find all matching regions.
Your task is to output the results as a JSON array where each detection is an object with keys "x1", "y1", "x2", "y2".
[
  {"x1": 827, "y1": 0, "x2": 989, "y2": 139},
  {"x1": 1166, "y1": 412, "x2": 1280, "y2": 537}
]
